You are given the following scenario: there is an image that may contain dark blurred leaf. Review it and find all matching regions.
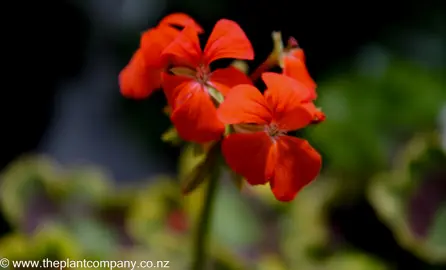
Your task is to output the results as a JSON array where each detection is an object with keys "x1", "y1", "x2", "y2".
[
  {"x1": 368, "y1": 133, "x2": 446, "y2": 263},
  {"x1": 0, "y1": 155, "x2": 58, "y2": 229}
]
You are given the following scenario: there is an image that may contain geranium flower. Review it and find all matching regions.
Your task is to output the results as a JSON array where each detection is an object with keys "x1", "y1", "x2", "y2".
[
  {"x1": 119, "y1": 13, "x2": 202, "y2": 99},
  {"x1": 161, "y1": 19, "x2": 254, "y2": 143},
  {"x1": 281, "y1": 37, "x2": 316, "y2": 99},
  {"x1": 248, "y1": 33, "x2": 324, "y2": 124},
  {"x1": 217, "y1": 72, "x2": 322, "y2": 201}
]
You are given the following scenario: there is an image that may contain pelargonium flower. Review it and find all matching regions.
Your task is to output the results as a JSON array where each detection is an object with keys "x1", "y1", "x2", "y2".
[
  {"x1": 280, "y1": 37, "x2": 325, "y2": 123},
  {"x1": 217, "y1": 72, "x2": 322, "y2": 201},
  {"x1": 119, "y1": 13, "x2": 202, "y2": 99},
  {"x1": 280, "y1": 37, "x2": 316, "y2": 99},
  {"x1": 161, "y1": 19, "x2": 254, "y2": 143},
  {"x1": 250, "y1": 33, "x2": 324, "y2": 124}
]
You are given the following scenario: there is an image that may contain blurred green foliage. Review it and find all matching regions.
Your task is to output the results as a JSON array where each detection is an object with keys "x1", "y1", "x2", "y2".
[
  {"x1": 312, "y1": 59, "x2": 445, "y2": 178},
  {"x1": 368, "y1": 133, "x2": 446, "y2": 264}
]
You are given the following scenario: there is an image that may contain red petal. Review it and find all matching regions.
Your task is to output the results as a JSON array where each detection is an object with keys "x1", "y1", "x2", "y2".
[
  {"x1": 161, "y1": 72, "x2": 195, "y2": 109},
  {"x1": 171, "y1": 86, "x2": 225, "y2": 143},
  {"x1": 203, "y1": 19, "x2": 254, "y2": 64},
  {"x1": 158, "y1": 13, "x2": 203, "y2": 33},
  {"x1": 303, "y1": 102, "x2": 326, "y2": 124},
  {"x1": 119, "y1": 49, "x2": 162, "y2": 99},
  {"x1": 162, "y1": 24, "x2": 202, "y2": 68},
  {"x1": 283, "y1": 49, "x2": 317, "y2": 99},
  {"x1": 222, "y1": 132, "x2": 273, "y2": 185},
  {"x1": 313, "y1": 110, "x2": 326, "y2": 123},
  {"x1": 140, "y1": 26, "x2": 180, "y2": 67},
  {"x1": 262, "y1": 73, "x2": 313, "y2": 130},
  {"x1": 208, "y1": 66, "x2": 253, "y2": 96},
  {"x1": 289, "y1": 47, "x2": 305, "y2": 61},
  {"x1": 217, "y1": 84, "x2": 272, "y2": 125},
  {"x1": 269, "y1": 136, "x2": 322, "y2": 202}
]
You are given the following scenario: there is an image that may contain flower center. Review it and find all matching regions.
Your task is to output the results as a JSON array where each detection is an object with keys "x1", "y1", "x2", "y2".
[
  {"x1": 196, "y1": 64, "x2": 210, "y2": 84},
  {"x1": 265, "y1": 123, "x2": 285, "y2": 138}
]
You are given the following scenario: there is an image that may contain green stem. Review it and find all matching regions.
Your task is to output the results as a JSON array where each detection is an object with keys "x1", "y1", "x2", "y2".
[{"x1": 191, "y1": 160, "x2": 220, "y2": 270}]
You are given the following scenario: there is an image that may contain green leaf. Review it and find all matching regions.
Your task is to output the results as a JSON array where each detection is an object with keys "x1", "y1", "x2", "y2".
[
  {"x1": 0, "y1": 225, "x2": 83, "y2": 261},
  {"x1": 281, "y1": 177, "x2": 341, "y2": 268},
  {"x1": 211, "y1": 245, "x2": 250, "y2": 270},
  {"x1": 367, "y1": 133, "x2": 446, "y2": 263},
  {"x1": 0, "y1": 155, "x2": 58, "y2": 228},
  {"x1": 126, "y1": 177, "x2": 185, "y2": 246},
  {"x1": 0, "y1": 233, "x2": 33, "y2": 259},
  {"x1": 312, "y1": 59, "x2": 446, "y2": 180},
  {"x1": 211, "y1": 183, "x2": 262, "y2": 248},
  {"x1": 69, "y1": 218, "x2": 120, "y2": 259},
  {"x1": 324, "y1": 252, "x2": 389, "y2": 270},
  {"x1": 179, "y1": 142, "x2": 220, "y2": 194},
  {"x1": 60, "y1": 166, "x2": 112, "y2": 205},
  {"x1": 161, "y1": 126, "x2": 182, "y2": 146},
  {"x1": 426, "y1": 203, "x2": 446, "y2": 252},
  {"x1": 256, "y1": 254, "x2": 287, "y2": 270}
]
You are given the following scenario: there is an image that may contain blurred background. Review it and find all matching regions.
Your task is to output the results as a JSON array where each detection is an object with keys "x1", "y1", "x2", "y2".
[{"x1": 1, "y1": 0, "x2": 445, "y2": 269}]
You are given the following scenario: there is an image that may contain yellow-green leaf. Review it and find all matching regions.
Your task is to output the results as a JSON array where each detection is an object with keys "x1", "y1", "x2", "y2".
[
  {"x1": 179, "y1": 142, "x2": 220, "y2": 194},
  {"x1": 0, "y1": 155, "x2": 58, "y2": 227},
  {"x1": 161, "y1": 126, "x2": 182, "y2": 146}
]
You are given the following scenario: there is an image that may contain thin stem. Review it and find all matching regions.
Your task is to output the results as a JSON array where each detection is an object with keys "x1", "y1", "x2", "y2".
[
  {"x1": 249, "y1": 31, "x2": 284, "y2": 81},
  {"x1": 249, "y1": 55, "x2": 276, "y2": 81},
  {"x1": 191, "y1": 158, "x2": 220, "y2": 270}
]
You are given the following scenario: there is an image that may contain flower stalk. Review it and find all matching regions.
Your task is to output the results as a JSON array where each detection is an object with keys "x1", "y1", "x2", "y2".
[{"x1": 191, "y1": 150, "x2": 221, "y2": 270}]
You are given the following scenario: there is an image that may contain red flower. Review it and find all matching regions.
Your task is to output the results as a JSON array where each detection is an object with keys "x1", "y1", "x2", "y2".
[
  {"x1": 281, "y1": 38, "x2": 325, "y2": 124},
  {"x1": 217, "y1": 72, "x2": 322, "y2": 202},
  {"x1": 119, "y1": 13, "x2": 202, "y2": 99},
  {"x1": 161, "y1": 19, "x2": 254, "y2": 143},
  {"x1": 281, "y1": 37, "x2": 316, "y2": 99}
]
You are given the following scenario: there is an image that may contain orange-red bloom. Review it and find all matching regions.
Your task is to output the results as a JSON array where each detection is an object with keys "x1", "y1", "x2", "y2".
[
  {"x1": 282, "y1": 38, "x2": 325, "y2": 124},
  {"x1": 217, "y1": 72, "x2": 322, "y2": 201},
  {"x1": 119, "y1": 13, "x2": 202, "y2": 99},
  {"x1": 281, "y1": 37, "x2": 316, "y2": 99},
  {"x1": 161, "y1": 19, "x2": 254, "y2": 143}
]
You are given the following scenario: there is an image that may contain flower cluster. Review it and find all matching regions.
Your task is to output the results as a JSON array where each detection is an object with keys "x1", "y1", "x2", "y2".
[{"x1": 119, "y1": 13, "x2": 325, "y2": 202}]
